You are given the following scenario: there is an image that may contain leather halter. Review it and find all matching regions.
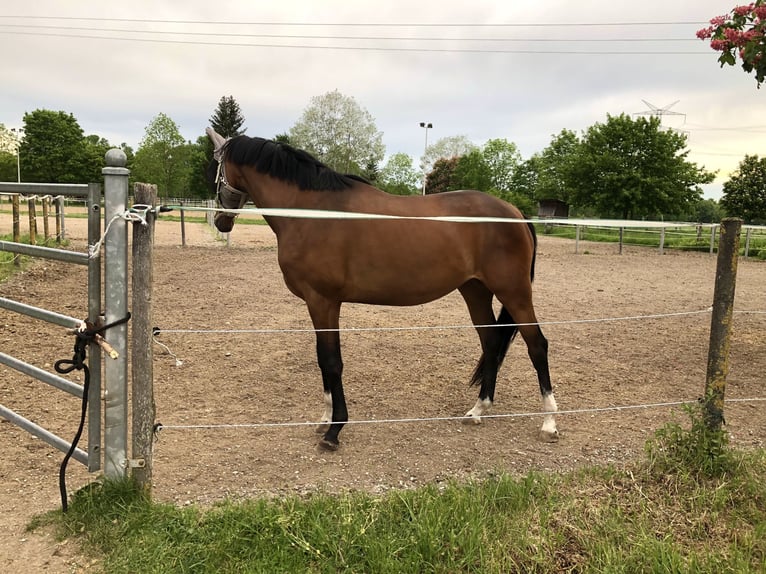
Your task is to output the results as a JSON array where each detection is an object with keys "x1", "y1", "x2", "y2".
[{"x1": 213, "y1": 147, "x2": 249, "y2": 217}]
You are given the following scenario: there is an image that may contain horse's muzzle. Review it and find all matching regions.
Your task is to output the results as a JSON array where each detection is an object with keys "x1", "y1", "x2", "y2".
[{"x1": 214, "y1": 212, "x2": 236, "y2": 233}]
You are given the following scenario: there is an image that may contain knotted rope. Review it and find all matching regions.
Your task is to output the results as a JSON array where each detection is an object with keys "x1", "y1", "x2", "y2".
[{"x1": 54, "y1": 314, "x2": 130, "y2": 512}]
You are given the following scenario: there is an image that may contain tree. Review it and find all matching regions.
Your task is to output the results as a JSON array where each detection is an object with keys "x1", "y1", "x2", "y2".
[
  {"x1": 534, "y1": 129, "x2": 581, "y2": 203},
  {"x1": 698, "y1": 1, "x2": 766, "y2": 86},
  {"x1": 273, "y1": 132, "x2": 293, "y2": 145},
  {"x1": 379, "y1": 153, "x2": 420, "y2": 195},
  {"x1": 0, "y1": 124, "x2": 18, "y2": 182},
  {"x1": 131, "y1": 113, "x2": 189, "y2": 197},
  {"x1": 425, "y1": 157, "x2": 460, "y2": 194},
  {"x1": 570, "y1": 114, "x2": 714, "y2": 219},
  {"x1": 20, "y1": 110, "x2": 98, "y2": 183},
  {"x1": 481, "y1": 138, "x2": 522, "y2": 196},
  {"x1": 289, "y1": 90, "x2": 385, "y2": 175},
  {"x1": 421, "y1": 135, "x2": 476, "y2": 175},
  {"x1": 453, "y1": 149, "x2": 491, "y2": 192},
  {"x1": 209, "y1": 95, "x2": 246, "y2": 138},
  {"x1": 720, "y1": 155, "x2": 766, "y2": 224}
]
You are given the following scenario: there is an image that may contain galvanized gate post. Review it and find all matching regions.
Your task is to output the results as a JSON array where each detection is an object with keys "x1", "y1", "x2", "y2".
[{"x1": 102, "y1": 150, "x2": 130, "y2": 478}]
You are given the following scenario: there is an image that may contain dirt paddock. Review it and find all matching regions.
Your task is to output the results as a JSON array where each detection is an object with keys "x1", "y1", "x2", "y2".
[{"x1": 1, "y1": 214, "x2": 765, "y2": 571}]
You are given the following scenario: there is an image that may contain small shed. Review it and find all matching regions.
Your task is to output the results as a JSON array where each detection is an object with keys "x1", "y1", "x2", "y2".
[{"x1": 537, "y1": 199, "x2": 569, "y2": 218}]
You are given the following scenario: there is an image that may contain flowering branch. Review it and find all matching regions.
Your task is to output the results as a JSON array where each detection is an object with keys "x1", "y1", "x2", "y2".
[{"x1": 697, "y1": 1, "x2": 766, "y2": 86}]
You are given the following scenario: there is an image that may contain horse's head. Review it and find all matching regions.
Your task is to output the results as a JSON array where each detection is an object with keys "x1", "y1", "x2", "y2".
[{"x1": 206, "y1": 127, "x2": 249, "y2": 233}]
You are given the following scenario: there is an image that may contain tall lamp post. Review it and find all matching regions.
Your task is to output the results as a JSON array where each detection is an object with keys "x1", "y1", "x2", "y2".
[
  {"x1": 419, "y1": 122, "x2": 432, "y2": 195},
  {"x1": 11, "y1": 127, "x2": 24, "y2": 183}
]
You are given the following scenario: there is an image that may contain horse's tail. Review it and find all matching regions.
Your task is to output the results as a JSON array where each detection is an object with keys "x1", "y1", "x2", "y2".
[{"x1": 469, "y1": 221, "x2": 537, "y2": 387}]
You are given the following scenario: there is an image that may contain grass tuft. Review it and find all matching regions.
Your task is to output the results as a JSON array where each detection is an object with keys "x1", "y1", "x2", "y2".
[{"x1": 31, "y1": 433, "x2": 766, "y2": 573}]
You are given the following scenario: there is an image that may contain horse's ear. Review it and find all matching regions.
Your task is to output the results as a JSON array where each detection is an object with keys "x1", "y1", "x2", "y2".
[{"x1": 206, "y1": 127, "x2": 227, "y2": 161}]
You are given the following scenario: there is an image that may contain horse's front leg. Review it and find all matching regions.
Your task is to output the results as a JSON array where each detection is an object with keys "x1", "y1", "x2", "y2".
[{"x1": 307, "y1": 299, "x2": 347, "y2": 451}]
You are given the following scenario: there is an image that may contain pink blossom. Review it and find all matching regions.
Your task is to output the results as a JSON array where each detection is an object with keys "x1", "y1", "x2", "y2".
[
  {"x1": 724, "y1": 27, "x2": 746, "y2": 45},
  {"x1": 733, "y1": 4, "x2": 755, "y2": 17},
  {"x1": 696, "y1": 26, "x2": 714, "y2": 39},
  {"x1": 710, "y1": 38, "x2": 730, "y2": 51},
  {"x1": 755, "y1": 5, "x2": 766, "y2": 19},
  {"x1": 710, "y1": 15, "x2": 728, "y2": 26}
]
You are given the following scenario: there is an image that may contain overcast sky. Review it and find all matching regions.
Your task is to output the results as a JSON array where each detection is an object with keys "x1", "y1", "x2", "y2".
[{"x1": 2, "y1": 1, "x2": 764, "y2": 199}]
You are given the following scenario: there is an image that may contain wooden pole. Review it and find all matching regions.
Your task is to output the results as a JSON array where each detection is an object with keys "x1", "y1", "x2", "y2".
[
  {"x1": 704, "y1": 218, "x2": 742, "y2": 430},
  {"x1": 12, "y1": 195, "x2": 20, "y2": 266},
  {"x1": 27, "y1": 197, "x2": 37, "y2": 245},
  {"x1": 54, "y1": 196, "x2": 63, "y2": 243},
  {"x1": 131, "y1": 182, "x2": 157, "y2": 492},
  {"x1": 41, "y1": 196, "x2": 50, "y2": 242},
  {"x1": 180, "y1": 200, "x2": 186, "y2": 247}
]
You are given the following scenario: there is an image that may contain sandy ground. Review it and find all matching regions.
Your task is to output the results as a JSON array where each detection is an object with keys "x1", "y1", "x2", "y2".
[{"x1": 1, "y1": 212, "x2": 765, "y2": 572}]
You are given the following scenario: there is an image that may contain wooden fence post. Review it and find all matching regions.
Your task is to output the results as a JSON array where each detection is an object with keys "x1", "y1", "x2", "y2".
[
  {"x1": 180, "y1": 200, "x2": 187, "y2": 247},
  {"x1": 27, "y1": 197, "x2": 37, "y2": 245},
  {"x1": 12, "y1": 194, "x2": 20, "y2": 265},
  {"x1": 41, "y1": 196, "x2": 50, "y2": 241},
  {"x1": 131, "y1": 182, "x2": 157, "y2": 492},
  {"x1": 704, "y1": 218, "x2": 742, "y2": 430}
]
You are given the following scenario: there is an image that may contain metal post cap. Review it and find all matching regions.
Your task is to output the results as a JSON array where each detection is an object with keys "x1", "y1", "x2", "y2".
[{"x1": 105, "y1": 149, "x2": 127, "y2": 167}]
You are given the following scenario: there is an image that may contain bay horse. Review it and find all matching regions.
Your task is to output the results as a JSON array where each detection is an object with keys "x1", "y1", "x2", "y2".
[{"x1": 205, "y1": 127, "x2": 559, "y2": 451}]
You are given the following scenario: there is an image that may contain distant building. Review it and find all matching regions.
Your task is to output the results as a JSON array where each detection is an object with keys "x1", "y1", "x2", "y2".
[{"x1": 537, "y1": 199, "x2": 569, "y2": 218}]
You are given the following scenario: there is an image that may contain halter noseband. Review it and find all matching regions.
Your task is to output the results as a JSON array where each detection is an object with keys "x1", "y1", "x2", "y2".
[{"x1": 213, "y1": 147, "x2": 249, "y2": 217}]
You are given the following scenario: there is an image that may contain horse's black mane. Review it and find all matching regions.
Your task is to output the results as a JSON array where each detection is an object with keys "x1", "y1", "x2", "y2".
[{"x1": 223, "y1": 135, "x2": 369, "y2": 191}]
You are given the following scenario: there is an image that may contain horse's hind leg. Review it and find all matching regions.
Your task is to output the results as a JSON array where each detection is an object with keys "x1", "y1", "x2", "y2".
[
  {"x1": 459, "y1": 280, "x2": 504, "y2": 424},
  {"x1": 499, "y1": 292, "x2": 559, "y2": 442}
]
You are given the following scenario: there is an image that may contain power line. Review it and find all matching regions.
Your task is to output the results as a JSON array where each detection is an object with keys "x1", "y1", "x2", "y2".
[
  {"x1": 0, "y1": 24, "x2": 700, "y2": 42},
  {"x1": 0, "y1": 30, "x2": 710, "y2": 55},
  {"x1": 0, "y1": 15, "x2": 709, "y2": 27}
]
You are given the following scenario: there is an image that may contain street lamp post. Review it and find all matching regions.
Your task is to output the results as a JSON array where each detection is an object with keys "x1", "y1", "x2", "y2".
[
  {"x1": 419, "y1": 122, "x2": 432, "y2": 195},
  {"x1": 11, "y1": 128, "x2": 24, "y2": 183}
]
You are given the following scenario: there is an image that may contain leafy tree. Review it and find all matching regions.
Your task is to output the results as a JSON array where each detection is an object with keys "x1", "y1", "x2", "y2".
[
  {"x1": 209, "y1": 95, "x2": 246, "y2": 138},
  {"x1": 79, "y1": 134, "x2": 112, "y2": 184},
  {"x1": 0, "y1": 152, "x2": 14, "y2": 182},
  {"x1": 509, "y1": 157, "x2": 540, "y2": 203},
  {"x1": 273, "y1": 132, "x2": 293, "y2": 145},
  {"x1": 425, "y1": 157, "x2": 460, "y2": 195},
  {"x1": 720, "y1": 155, "x2": 766, "y2": 224},
  {"x1": 20, "y1": 110, "x2": 98, "y2": 183},
  {"x1": 534, "y1": 129, "x2": 581, "y2": 203},
  {"x1": 0, "y1": 124, "x2": 18, "y2": 181},
  {"x1": 481, "y1": 138, "x2": 522, "y2": 196},
  {"x1": 688, "y1": 198, "x2": 725, "y2": 223},
  {"x1": 289, "y1": 89, "x2": 385, "y2": 175},
  {"x1": 379, "y1": 152, "x2": 420, "y2": 195},
  {"x1": 570, "y1": 114, "x2": 714, "y2": 219},
  {"x1": 132, "y1": 113, "x2": 189, "y2": 198},
  {"x1": 421, "y1": 135, "x2": 476, "y2": 175},
  {"x1": 454, "y1": 149, "x2": 491, "y2": 192},
  {"x1": 698, "y1": 1, "x2": 766, "y2": 86}
]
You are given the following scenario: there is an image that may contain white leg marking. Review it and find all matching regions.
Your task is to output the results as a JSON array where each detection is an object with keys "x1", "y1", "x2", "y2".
[
  {"x1": 464, "y1": 398, "x2": 492, "y2": 425},
  {"x1": 540, "y1": 393, "x2": 559, "y2": 442},
  {"x1": 315, "y1": 392, "x2": 333, "y2": 433}
]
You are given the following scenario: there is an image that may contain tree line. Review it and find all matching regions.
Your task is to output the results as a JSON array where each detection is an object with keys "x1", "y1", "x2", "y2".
[{"x1": 1, "y1": 91, "x2": 764, "y2": 224}]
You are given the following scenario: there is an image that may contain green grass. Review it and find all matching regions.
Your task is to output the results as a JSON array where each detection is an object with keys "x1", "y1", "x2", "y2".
[
  {"x1": 0, "y1": 232, "x2": 68, "y2": 282},
  {"x1": 33, "y1": 409, "x2": 766, "y2": 573},
  {"x1": 536, "y1": 223, "x2": 766, "y2": 258}
]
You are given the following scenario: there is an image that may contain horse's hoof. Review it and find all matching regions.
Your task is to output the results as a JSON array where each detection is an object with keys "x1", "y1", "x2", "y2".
[
  {"x1": 462, "y1": 414, "x2": 482, "y2": 426},
  {"x1": 318, "y1": 437, "x2": 339, "y2": 452},
  {"x1": 539, "y1": 429, "x2": 559, "y2": 443},
  {"x1": 315, "y1": 423, "x2": 330, "y2": 434}
]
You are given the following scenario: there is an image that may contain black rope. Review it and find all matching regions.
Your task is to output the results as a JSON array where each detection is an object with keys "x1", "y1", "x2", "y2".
[{"x1": 54, "y1": 313, "x2": 131, "y2": 512}]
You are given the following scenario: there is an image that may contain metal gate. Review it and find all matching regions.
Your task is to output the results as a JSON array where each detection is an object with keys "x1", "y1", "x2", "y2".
[{"x1": 0, "y1": 152, "x2": 130, "y2": 476}]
